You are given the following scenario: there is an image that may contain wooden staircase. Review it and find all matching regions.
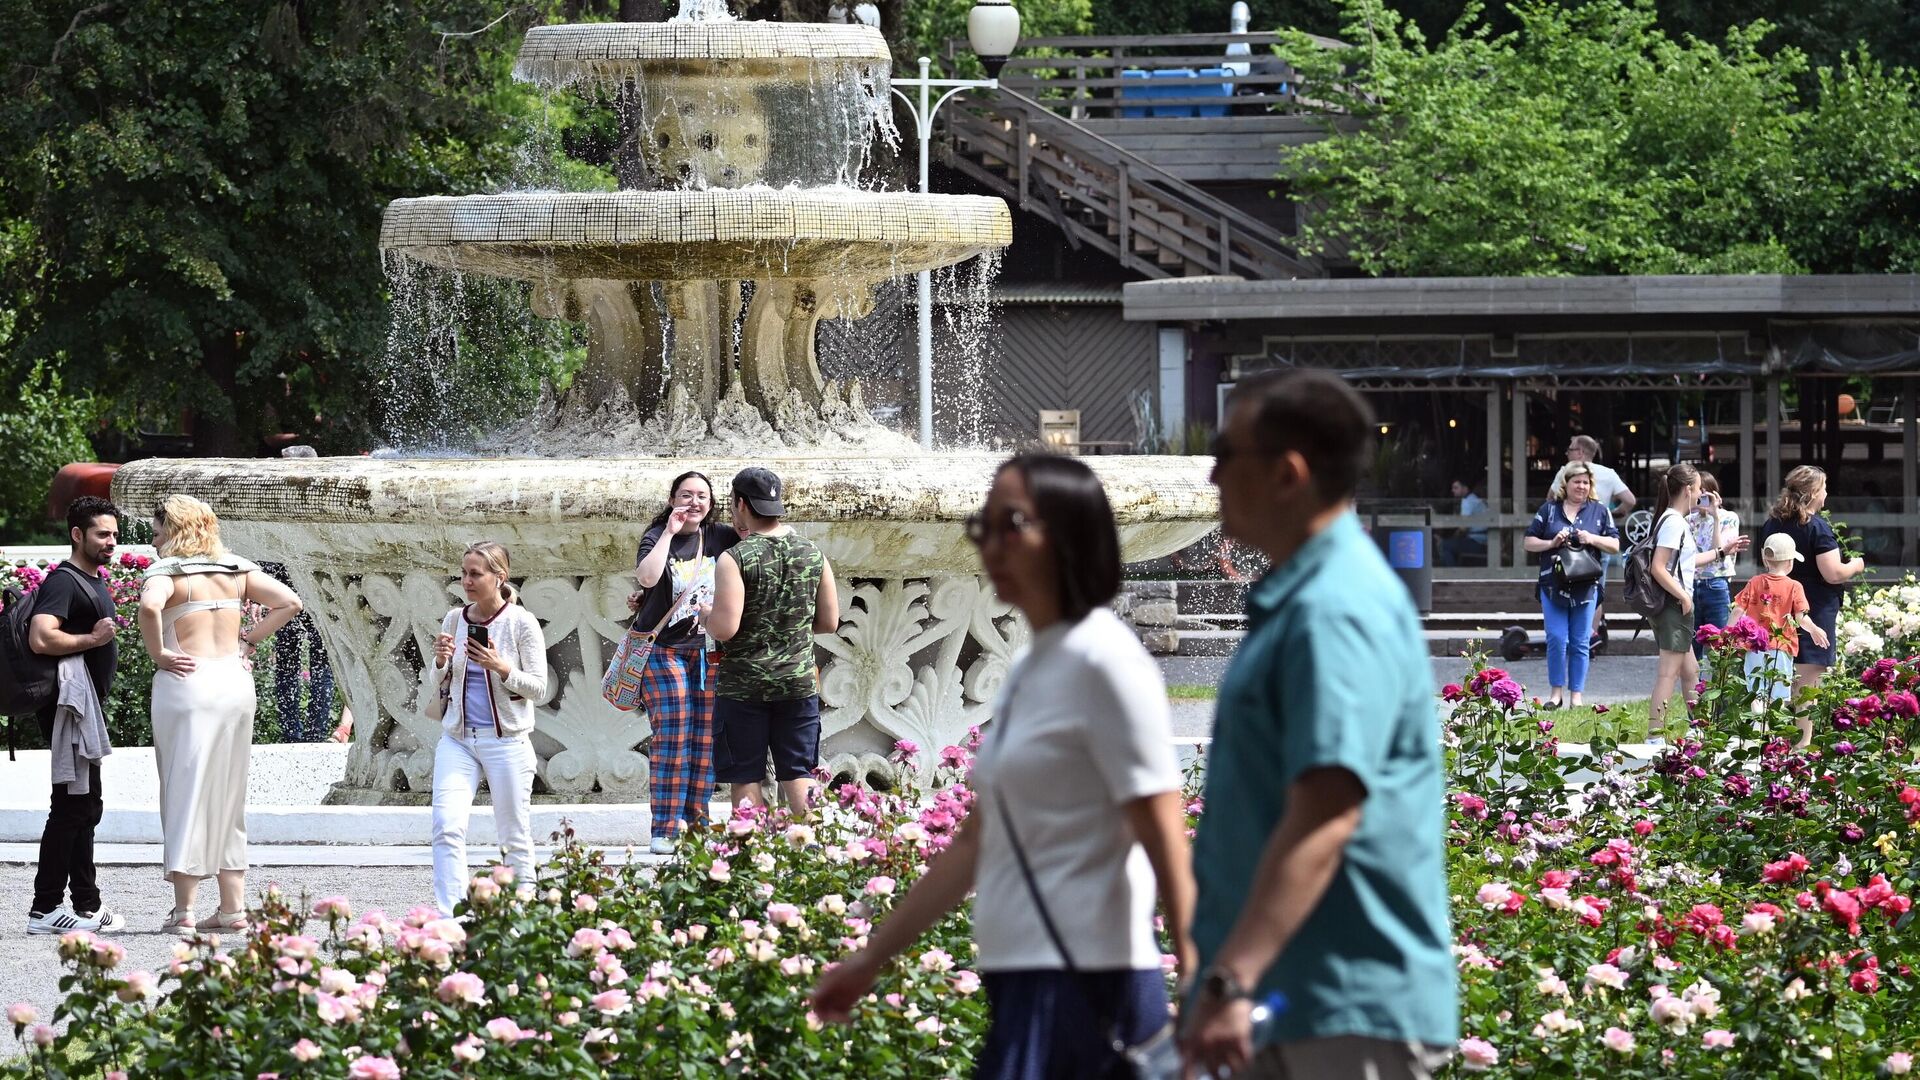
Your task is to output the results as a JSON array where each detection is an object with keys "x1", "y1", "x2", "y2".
[{"x1": 940, "y1": 86, "x2": 1321, "y2": 281}]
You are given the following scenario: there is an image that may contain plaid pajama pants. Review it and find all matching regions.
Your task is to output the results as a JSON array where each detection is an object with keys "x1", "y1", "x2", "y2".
[{"x1": 641, "y1": 644, "x2": 716, "y2": 839}]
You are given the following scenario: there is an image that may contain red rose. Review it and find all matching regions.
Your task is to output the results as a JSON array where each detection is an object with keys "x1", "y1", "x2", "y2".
[{"x1": 1849, "y1": 968, "x2": 1880, "y2": 994}]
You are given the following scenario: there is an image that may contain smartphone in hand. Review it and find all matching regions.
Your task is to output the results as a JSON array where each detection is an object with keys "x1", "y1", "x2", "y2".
[{"x1": 468, "y1": 624, "x2": 490, "y2": 650}]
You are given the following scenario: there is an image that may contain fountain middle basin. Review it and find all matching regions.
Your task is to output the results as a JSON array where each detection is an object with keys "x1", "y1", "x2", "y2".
[{"x1": 112, "y1": 455, "x2": 1217, "y2": 804}]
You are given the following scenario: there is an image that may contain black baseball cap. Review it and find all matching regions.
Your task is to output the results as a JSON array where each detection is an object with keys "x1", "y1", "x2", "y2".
[{"x1": 732, "y1": 467, "x2": 786, "y2": 517}]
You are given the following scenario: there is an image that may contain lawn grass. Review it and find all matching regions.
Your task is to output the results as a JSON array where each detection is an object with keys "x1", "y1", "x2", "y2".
[
  {"x1": 1543, "y1": 699, "x2": 1652, "y2": 743},
  {"x1": 1167, "y1": 684, "x2": 1219, "y2": 700}
]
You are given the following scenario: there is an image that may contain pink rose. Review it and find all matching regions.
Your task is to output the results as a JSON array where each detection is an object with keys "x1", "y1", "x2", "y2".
[
  {"x1": 485, "y1": 1016, "x2": 530, "y2": 1042},
  {"x1": 1457, "y1": 1037, "x2": 1498, "y2": 1071},
  {"x1": 290, "y1": 1039, "x2": 323, "y2": 1062},
  {"x1": 436, "y1": 972, "x2": 487, "y2": 1006},
  {"x1": 865, "y1": 875, "x2": 896, "y2": 897},
  {"x1": 591, "y1": 989, "x2": 632, "y2": 1016},
  {"x1": 346, "y1": 1056, "x2": 400, "y2": 1080},
  {"x1": 1702, "y1": 1030, "x2": 1735, "y2": 1050},
  {"x1": 1602, "y1": 1027, "x2": 1636, "y2": 1054}
]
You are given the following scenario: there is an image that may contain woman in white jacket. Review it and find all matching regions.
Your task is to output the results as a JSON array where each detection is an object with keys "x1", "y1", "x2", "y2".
[{"x1": 427, "y1": 541, "x2": 549, "y2": 915}]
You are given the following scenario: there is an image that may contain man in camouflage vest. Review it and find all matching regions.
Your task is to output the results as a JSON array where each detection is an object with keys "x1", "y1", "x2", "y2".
[{"x1": 705, "y1": 467, "x2": 841, "y2": 817}]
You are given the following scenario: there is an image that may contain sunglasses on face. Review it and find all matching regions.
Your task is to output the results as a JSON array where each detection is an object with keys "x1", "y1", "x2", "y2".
[{"x1": 964, "y1": 509, "x2": 1037, "y2": 546}]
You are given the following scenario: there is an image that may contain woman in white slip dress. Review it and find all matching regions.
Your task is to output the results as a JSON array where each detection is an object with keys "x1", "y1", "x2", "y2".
[{"x1": 137, "y1": 495, "x2": 303, "y2": 937}]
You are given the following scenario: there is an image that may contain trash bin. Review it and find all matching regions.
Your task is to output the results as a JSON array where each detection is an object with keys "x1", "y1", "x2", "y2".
[{"x1": 1372, "y1": 510, "x2": 1434, "y2": 614}]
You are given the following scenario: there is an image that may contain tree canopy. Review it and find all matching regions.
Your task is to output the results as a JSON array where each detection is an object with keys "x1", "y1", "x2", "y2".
[
  {"x1": 1280, "y1": 0, "x2": 1920, "y2": 276},
  {"x1": 0, "y1": 0, "x2": 557, "y2": 460}
]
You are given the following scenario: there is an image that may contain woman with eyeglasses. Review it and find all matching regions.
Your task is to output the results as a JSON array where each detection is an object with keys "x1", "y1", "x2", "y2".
[{"x1": 813, "y1": 453, "x2": 1194, "y2": 1079}]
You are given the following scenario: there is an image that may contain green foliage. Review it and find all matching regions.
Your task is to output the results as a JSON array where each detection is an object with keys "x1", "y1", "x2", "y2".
[
  {"x1": 901, "y1": 0, "x2": 1092, "y2": 77},
  {"x1": 1281, "y1": 0, "x2": 1920, "y2": 278},
  {"x1": 0, "y1": 1, "x2": 576, "y2": 456},
  {"x1": 0, "y1": 362, "x2": 95, "y2": 543}
]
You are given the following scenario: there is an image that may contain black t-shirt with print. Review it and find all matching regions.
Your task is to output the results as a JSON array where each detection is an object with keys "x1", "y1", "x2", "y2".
[
  {"x1": 32, "y1": 561, "x2": 118, "y2": 703},
  {"x1": 633, "y1": 524, "x2": 740, "y2": 648}
]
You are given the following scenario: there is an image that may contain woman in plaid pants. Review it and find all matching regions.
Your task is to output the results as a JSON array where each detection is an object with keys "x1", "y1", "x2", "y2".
[{"x1": 628, "y1": 472, "x2": 739, "y2": 855}]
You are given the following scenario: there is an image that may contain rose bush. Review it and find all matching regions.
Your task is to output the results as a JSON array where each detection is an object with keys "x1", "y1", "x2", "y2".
[
  {"x1": 1444, "y1": 640, "x2": 1919, "y2": 1076},
  {"x1": 4, "y1": 741, "x2": 996, "y2": 1078},
  {"x1": 9, "y1": 634, "x2": 1919, "y2": 1077},
  {"x1": 1, "y1": 553, "x2": 284, "y2": 746}
]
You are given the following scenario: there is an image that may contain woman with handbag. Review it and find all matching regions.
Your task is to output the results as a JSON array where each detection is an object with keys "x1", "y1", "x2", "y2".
[
  {"x1": 811, "y1": 453, "x2": 1195, "y2": 1079},
  {"x1": 618, "y1": 471, "x2": 739, "y2": 855},
  {"x1": 427, "y1": 541, "x2": 548, "y2": 916},
  {"x1": 1523, "y1": 463, "x2": 1620, "y2": 709}
]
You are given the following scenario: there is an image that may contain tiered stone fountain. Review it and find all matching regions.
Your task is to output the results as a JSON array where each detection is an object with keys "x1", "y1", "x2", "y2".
[{"x1": 113, "y1": 7, "x2": 1217, "y2": 803}]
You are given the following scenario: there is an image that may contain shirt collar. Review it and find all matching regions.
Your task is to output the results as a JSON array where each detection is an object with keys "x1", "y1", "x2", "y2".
[{"x1": 1247, "y1": 511, "x2": 1361, "y2": 616}]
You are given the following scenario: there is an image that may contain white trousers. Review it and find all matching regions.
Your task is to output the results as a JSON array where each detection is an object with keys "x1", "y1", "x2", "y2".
[{"x1": 431, "y1": 731, "x2": 536, "y2": 916}]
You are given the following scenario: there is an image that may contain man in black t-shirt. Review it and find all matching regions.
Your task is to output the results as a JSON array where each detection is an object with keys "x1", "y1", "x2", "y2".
[{"x1": 25, "y1": 496, "x2": 127, "y2": 935}]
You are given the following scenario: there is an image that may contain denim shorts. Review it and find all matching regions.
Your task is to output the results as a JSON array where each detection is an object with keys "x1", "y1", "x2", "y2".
[{"x1": 712, "y1": 694, "x2": 821, "y2": 783}]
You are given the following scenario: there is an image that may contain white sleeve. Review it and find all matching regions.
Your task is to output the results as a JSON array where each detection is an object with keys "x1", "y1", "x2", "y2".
[{"x1": 1080, "y1": 632, "x2": 1182, "y2": 806}]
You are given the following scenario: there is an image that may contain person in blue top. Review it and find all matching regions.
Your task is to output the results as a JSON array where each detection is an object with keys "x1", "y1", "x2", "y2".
[
  {"x1": 1181, "y1": 369, "x2": 1456, "y2": 1080},
  {"x1": 1523, "y1": 462, "x2": 1620, "y2": 709}
]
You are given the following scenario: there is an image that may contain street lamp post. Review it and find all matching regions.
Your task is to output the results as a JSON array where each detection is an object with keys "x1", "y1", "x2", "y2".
[{"x1": 890, "y1": 0, "x2": 1019, "y2": 449}]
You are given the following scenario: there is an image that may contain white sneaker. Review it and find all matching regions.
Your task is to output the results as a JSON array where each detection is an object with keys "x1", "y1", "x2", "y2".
[
  {"x1": 648, "y1": 836, "x2": 675, "y2": 856},
  {"x1": 75, "y1": 907, "x2": 127, "y2": 935},
  {"x1": 27, "y1": 906, "x2": 102, "y2": 935}
]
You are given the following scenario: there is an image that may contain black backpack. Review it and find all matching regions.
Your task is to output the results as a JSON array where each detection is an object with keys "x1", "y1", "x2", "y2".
[
  {"x1": 0, "y1": 563, "x2": 104, "y2": 720},
  {"x1": 1622, "y1": 510, "x2": 1681, "y2": 619}
]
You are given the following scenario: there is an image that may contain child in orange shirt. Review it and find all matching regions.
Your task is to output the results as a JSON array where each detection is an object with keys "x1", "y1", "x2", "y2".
[{"x1": 1733, "y1": 534, "x2": 1830, "y2": 730}]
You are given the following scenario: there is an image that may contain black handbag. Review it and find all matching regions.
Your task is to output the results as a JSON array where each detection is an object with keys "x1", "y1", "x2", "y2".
[{"x1": 1551, "y1": 544, "x2": 1604, "y2": 591}]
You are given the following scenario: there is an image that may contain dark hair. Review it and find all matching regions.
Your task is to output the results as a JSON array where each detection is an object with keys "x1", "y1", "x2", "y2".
[
  {"x1": 66, "y1": 496, "x2": 119, "y2": 537},
  {"x1": 998, "y1": 453, "x2": 1121, "y2": 623},
  {"x1": 646, "y1": 471, "x2": 717, "y2": 531},
  {"x1": 1656, "y1": 462, "x2": 1700, "y2": 509},
  {"x1": 1228, "y1": 369, "x2": 1373, "y2": 503}
]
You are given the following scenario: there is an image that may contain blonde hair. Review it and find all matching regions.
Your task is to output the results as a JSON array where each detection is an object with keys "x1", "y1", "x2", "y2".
[
  {"x1": 464, "y1": 541, "x2": 520, "y2": 605},
  {"x1": 153, "y1": 495, "x2": 227, "y2": 559},
  {"x1": 1549, "y1": 462, "x2": 1595, "y2": 501},
  {"x1": 1771, "y1": 465, "x2": 1825, "y2": 524}
]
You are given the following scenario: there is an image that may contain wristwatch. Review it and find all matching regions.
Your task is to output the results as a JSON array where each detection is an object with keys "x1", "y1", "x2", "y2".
[{"x1": 1198, "y1": 965, "x2": 1252, "y2": 1004}]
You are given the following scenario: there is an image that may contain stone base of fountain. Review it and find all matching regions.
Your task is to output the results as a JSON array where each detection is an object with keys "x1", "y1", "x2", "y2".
[{"x1": 112, "y1": 455, "x2": 1217, "y2": 804}]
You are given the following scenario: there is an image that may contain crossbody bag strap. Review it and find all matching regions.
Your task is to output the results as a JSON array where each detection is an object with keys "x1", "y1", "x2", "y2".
[
  {"x1": 992, "y1": 788, "x2": 1081, "y2": 976},
  {"x1": 57, "y1": 562, "x2": 110, "y2": 624},
  {"x1": 989, "y1": 690, "x2": 1129, "y2": 1060}
]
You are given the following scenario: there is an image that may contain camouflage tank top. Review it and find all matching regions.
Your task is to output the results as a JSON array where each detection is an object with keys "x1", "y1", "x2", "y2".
[{"x1": 720, "y1": 530, "x2": 825, "y2": 701}]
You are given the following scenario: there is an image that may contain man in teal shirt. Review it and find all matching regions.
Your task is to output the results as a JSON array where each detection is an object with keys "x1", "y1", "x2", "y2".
[{"x1": 1181, "y1": 370, "x2": 1457, "y2": 1078}]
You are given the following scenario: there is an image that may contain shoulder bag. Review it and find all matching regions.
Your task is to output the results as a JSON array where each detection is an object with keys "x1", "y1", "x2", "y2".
[
  {"x1": 1624, "y1": 509, "x2": 1681, "y2": 619},
  {"x1": 602, "y1": 528, "x2": 703, "y2": 712}
]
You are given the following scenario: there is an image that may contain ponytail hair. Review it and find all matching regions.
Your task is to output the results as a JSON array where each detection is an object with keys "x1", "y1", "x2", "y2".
[
  {"x1": 1771, "y1": 465, "x2": 1825, "y2": 524},
  {"x1": 465, "y1": 541, "x2": 519, "y2": 605},
  {"x1": 1657, "y1": 462, "x2": 1699, "y2": 511}
]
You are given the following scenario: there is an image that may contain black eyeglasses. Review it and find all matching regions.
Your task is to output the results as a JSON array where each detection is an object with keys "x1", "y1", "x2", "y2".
[{"x1": 964, "y1": 509, "x2": 1037, "y2": 546}]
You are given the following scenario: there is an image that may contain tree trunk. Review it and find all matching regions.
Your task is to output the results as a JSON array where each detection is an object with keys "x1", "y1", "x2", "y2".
[{"x1": 191, "y1": 333, "x2": 245, "y2": 457}]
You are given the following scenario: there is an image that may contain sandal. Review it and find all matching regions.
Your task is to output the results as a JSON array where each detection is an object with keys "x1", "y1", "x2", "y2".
[
  {"x1": 162, "y1": 908, "x2": 196, "y2": 938},
  {"x1": 195, "y1": 909, "x2": 247, "y2": 932}
]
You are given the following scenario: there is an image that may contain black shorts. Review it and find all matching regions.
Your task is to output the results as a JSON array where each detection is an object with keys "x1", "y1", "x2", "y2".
[{"x1": 711, "y1": 695, "x2": 821, "y2": 783}]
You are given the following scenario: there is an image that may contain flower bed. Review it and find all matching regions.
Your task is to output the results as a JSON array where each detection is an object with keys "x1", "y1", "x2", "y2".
[
  {"x1": 7, "y1": 633, "x2": 1919, "y2": 1077},
  {"x1": 1443, "y1": 624, "x2": 1919, "y2": 1076},
  {"x1": 1, "y1": 554, "x2": 286, "y2": 747}
]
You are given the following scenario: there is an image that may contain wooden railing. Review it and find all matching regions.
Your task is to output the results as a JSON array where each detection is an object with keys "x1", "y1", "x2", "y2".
[
  {"x1": 941, "y1": 86, "x2": 1320, "y2": 280},
  {"x1": 945, "y1": 32, "x2": 1331, "y2": 120}
]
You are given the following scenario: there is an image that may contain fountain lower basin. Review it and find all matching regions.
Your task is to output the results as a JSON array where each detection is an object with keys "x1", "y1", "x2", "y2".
[{"x1": 112, "y1": 455, "x2": 1217, "y2": 803}]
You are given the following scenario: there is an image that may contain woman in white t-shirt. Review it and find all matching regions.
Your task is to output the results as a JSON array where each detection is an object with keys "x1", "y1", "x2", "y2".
[
  {"x1": 812, "y1": 453, "x2": 1195, "y2": 1078},
  {"x1": 1646, "y1": 463, "x2": 1725, "y2": 738}
]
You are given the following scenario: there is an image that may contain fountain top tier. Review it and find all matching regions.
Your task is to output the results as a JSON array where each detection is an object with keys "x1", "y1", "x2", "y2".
[{"x1": 514, "y1": 21, "x2": 892, "y2": 86}]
